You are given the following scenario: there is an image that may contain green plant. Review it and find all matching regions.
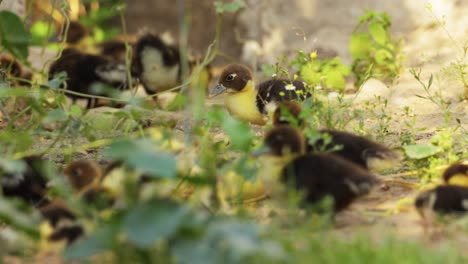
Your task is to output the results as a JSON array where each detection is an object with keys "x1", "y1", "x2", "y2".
[
  {"x1": 350, "y1": 10, "x2": 403, "y2": 87},
  {"x1": 291, "y1": 51, "x2": 351, "y2": 92}
]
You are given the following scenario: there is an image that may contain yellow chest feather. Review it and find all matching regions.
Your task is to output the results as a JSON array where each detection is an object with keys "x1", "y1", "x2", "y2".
[{"x1": 224, "y1": 81, "x2": 266, "y2": 125}]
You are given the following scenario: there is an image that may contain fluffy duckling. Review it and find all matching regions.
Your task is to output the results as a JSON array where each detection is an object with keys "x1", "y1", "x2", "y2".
[
  {"x1": 48, "y1": 47, "x2": 132, "y2": 108},
  {"x1": 38, "y1": 200, "x2": 84, "y2": 246},
  {"x1": 0, "y1": 54, "x2": 32, "y2": 86},
  {"x1": 260, "y1": 125, "x2": 379, "y2": 211},
  {"x1": 132, "y1": 33, "x2": 181, "y2": 95},
  {"x1": 272, "y1": 100, "x2": 401, "y2": 172},
  {"x1": 415, "y1": 162, "x2": 468, "y2": 214},
  {"x1": 442, "y1": 162, "x2": 468, "y2": 186},
  {"x1": 211, "y1": 64, "x2": 310, "y2": 125},
  {"x1": 62, "y1": 159, "x2": 115, "y2": 208},
  {"x1": 0, "y1": 156, "x2": 50, "y2": 207}
]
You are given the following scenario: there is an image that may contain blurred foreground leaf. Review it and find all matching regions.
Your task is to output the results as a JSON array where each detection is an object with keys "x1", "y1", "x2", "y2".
[{"x1": 403, "y1": 144, "x2": 442, "y2": 159}]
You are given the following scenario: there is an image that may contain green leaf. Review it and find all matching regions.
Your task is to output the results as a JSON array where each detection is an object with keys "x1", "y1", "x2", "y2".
[
  {"x1": 369, "y1": 22, "x2": 388, "y2": 45},
  {"x1": 69, "y1": 105, "x2": 83, "y2": 117},
  {"x1": 403, "y1": 144, "x2": 442, "y2": 159},
  {"x1": 123, "y1": 199, "x2": 189, "y2": 248},
  {"x1": 214, "y1": 0, "x2": 245, "y2": 13},
  {"x1": 374, "y1": 49, "x2": 393, "y2": 65},
  {"x1": 0, "y1": 11, "x2": 30, "y2": 60},
  {"x1": 0, "y1": 199, "x2": 40, "y2": 239},
  {"x1": 349, "y1": 33, "x2": 372, "y2": 59},
  {"x1": 46, "y1": 71, "x2": 68, "y2": 89},
  {"x1": 42, "y1": 108, "x2": 69, "y2": 124},
  {"x1": 221, "y1": 113, "x2": 254, "y2": 151},
  {"x1": 64, "y1": 223, "x2": 117, "y2": 260},
  {"x1": 105, "y1": 139, "x2": 177, "y2": 178},
  {"x1": 30, "y1": 21, "x2": 55, "y2": 46}
]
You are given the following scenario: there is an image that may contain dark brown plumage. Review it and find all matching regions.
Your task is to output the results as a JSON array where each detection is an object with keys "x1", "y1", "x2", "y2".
[
  {"x1": 273, "y1": 101, "x2": 305, "y2": 127},
  {"x1": 415, "y1": 161, "x2": 468, "y2": 215},
  {"x1": 63, "y1": 160, "x2": 115, "y2": 208},
  {"x1": 98, "y1": 39, "x2": 133, "y2": 62},
  {"x1": 48, "y1": 48, "x2": 132, "y2": 108},
  {"x1": 63, "y1": 159, "x2": 102, "y2": 191},
  {"x1": 0, "y1": 156, "x2": 50, "y2": 207},
  {"x1": 63, "y1": 21, "x2": 88, "y2": 45},
  {"x1": 272, "y1": 100, "x2": 400, "y2": 172},
  {"x1": 264, "y1": 125, "x2": 379, "y2": 211},
  {"x1": 415, "y1": 185, "x2": 468, "y2": 213}
]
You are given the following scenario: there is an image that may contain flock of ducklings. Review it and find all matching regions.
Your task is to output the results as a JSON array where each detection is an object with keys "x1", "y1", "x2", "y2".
[{"x1": 1, "y1": 21, "x2": 467, "y2": 250}]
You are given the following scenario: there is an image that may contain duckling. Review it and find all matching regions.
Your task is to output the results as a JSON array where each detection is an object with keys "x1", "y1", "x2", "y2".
[
  {"x1": 442, "y1": 162, "x2": 468, "y2": 187},
  {"x1": 260, "y1": 125, "x2": 379, "y2": 211},
  {"x1": 38, "y1": 200, "x2": 84, "y2": 246},
  {"x1": 132, "y1": 33, "x2": 181, "y2": 95},
  {"x1": 0, "y1": 156, "x2": 50, "y2": 207},
  {"x1": 415, "y1": 162, "x2": 468, "y2": 215},
  {"x1": 48, "y1": 47, "x2": 132, "y2": 108},
  {"x1": 62, "y1": 159, "x2": 115, "y2": 207},
  {"x1": 210, "y1": 64, "x2": 310, "y2": 125},
  {"x1": 63, "y1": 159, "x2": 102, "y2": 192},
  {"x1": 273, "y1": 101, "x2": 306, "y2": 127},
  {"x1": 0, "y1": 54, "x2": 32, "y2": 86},
  {"x1": 97, "y1": 39, "x2": 134, "y2": 63},
  {"x1": 272, "y1": 100, "x2": 401, "y2": 172}
]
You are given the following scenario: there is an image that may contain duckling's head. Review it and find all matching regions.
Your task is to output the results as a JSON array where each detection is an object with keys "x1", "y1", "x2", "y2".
[
  {"x1": 272, "y1": 101, "x2": 304, "y2": 127},
  {"x1": 63, "y1": 160, "x2": 102, "y2": 191},
  {"x1": 263, "y1": 125, "x2": 306, "y2": 156},
  {"x1": 210, "y1": 64, "x2": 253, "y2": 97},
  {"x1": 442, "y1": 162, "x2": 468, "y2": 187},
  {"x1": 64, "y1": 21, "x2": 88, "y2": 45}
]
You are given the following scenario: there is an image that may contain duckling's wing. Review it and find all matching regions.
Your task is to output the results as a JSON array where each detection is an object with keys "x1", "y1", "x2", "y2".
[{"x1": 256, "y1": 79, "x2": 309, "y2": 114}]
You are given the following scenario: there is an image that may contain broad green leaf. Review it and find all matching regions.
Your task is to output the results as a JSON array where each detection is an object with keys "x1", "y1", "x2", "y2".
[
  {"x1": 403, "y1": 144, "x2": 442, "y2": 159},
  {"x1": 0, "y1": 199, "x2": 40, "y2": 239},
  {"x1": 46, "y1": 71, "x2": 68, "y2": 89},
  {"x1": 123, "y1": 199, "x2": 189, "y2": 247},
  {"x1": 42, "y1": 108, "x2": 68, "y2": 124},
  {"x1": 369, "y1": 22, "x2": 388, "y2": 45},
  {"x1": 325, "y1": 70, "x2": 346, "y2": 91},
  {"x1": 30, "y1": 21, "x2": 55, "y2": 46},
  {"x1": 105, "y1": 139, "x2": 177, "y2": 178},
  {"x1": 69, "y1": 105, "x2": 83, "y2": 117},
  {"x1": 374, "y1": 49, "x2": 393, "y2": 65},
  {"x1": 0, "y1": 158, "x2": 26, "y2": 174},
  {"x1": 349, "y1": 33, "x2": 372, "y2": 59},
  {"x1": 221, "y1": 113, "x2": 254, "y2": 151},
  {"x1": 0, "y1": 11, "x2": 30, "y2": 60},
  {"x1": 64, "y1": 223, "x2": 117, "y2": 260}
]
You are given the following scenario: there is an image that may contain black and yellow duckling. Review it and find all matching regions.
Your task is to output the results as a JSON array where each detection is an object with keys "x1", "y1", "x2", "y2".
[
  {"x1": 273, "y1": 101, "x2": 401, "y2": 172},
  {"x1": 259, "y1": 125, "x2": 379, "y2": 211},
  {"x1": 0, "y1": 156, "x2": 50, "y2": 207},
  {"x1": 48, "y1": 47, "x2": 132, "y2": 108},
  {"x1": 97, "y1": 39, "x2": 134, "y2": 63},
  {"x1": 38, "y1": 200, "x2": 84, "y2": 246},
  {"x1": 210, "y1": 64, "x2": 310, "y2": 125},
  {"x1": 415, "y1": 162, "x2": 468, "y2": 214},
  {"x1": 132, "y1": 32, "x2": 181, "y2": 95}
]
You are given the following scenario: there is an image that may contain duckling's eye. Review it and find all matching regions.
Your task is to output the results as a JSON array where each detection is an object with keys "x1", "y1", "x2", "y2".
[{"x1": 225, "y1": 73, "x2": 236, "y2": 82}]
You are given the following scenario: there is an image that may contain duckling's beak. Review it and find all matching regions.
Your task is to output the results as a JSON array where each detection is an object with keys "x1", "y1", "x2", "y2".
[
  {"x1": 209, "y1": 83, "x2": 227, "y2": 98},
  {"x1": 251, "y1": 145, "x2": 272, "y2": 157}
]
